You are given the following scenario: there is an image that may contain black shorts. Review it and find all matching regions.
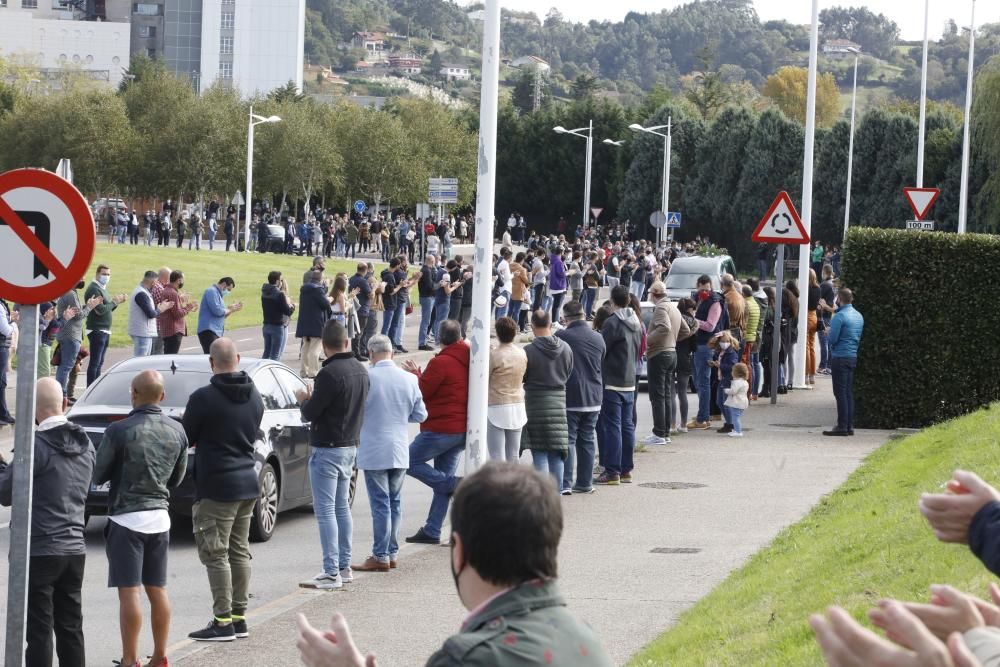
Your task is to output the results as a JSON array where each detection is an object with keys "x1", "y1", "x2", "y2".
[{"x1": 105, "y1": 520, "x2": 170, "y2": 588}]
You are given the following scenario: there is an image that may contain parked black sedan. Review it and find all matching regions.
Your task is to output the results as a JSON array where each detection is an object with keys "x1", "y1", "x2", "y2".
[{"x1": 69, "y1": 355, "x2": 318, "y2": 542}]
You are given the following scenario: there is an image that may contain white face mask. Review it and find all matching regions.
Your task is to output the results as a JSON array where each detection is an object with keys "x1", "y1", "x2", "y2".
[{"x1": 719, "y1": 342, "x2": 731, "y2": 350}]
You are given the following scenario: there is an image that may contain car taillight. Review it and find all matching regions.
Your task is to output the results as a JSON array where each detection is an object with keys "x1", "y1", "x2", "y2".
[{"x1": 105, "y1": 415, "x2": 127, "y2": 423}]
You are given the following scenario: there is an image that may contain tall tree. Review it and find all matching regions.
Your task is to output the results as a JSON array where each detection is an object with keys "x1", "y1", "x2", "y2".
[{"x1": 762, "y1": 67, "x2": 841, "y2": 127}]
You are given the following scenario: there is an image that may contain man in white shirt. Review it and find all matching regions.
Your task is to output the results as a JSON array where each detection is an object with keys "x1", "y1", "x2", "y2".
[
  {"x1": 495, "y1": 248, "x2": 513, "y2": 319},
  {"x1": 93, "y1": 371, "x2": 189, "y2": 667}
]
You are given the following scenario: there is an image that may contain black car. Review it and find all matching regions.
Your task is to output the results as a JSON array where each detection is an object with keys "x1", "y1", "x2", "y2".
[
  {"x1": 70, "y1": 355, "x2": 322, "y2": 542},
  {"x1": 263, "y1": 224, "x2": 287, "y2": 253}
]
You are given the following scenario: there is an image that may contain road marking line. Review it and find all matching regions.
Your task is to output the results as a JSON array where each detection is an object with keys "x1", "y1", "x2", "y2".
[{"x1": 181, "y1": 346, "x2": 199, "y2": 351}]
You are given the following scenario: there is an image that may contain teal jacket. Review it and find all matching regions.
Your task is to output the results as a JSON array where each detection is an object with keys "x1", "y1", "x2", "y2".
[
  {"x1": 425, "y1": 580, "x2": 611, "y2": 666},
  {"x1": 829, "y1": 304, "x2": 864, "y2": 359}
]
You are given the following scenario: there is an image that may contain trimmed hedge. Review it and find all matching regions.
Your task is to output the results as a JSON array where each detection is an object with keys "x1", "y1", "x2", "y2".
[{"x1": 843, "y1": 227, "x2": 1000, "y2": 429}]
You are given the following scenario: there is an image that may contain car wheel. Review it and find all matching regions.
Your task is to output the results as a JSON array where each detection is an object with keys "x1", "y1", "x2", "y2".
[{"x1": 250, "y1": 463, "x2": 279, "y2": 543}]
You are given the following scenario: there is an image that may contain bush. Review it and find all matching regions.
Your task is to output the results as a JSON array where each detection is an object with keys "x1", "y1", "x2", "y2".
[{"x1": 843, "y1": 227, "x2": 1000, "y2": 428}]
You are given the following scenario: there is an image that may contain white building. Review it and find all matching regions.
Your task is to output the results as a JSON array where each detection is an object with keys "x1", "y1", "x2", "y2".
[
  {"x1": 512, "y1": 55, "x2": 550, "y2": 74},
  {"x1": 0, "y1": 1, "x2": 131, "y2": 87},
  {"x1": 440, "y1": 64, "x2": 471, "y2": 81}
]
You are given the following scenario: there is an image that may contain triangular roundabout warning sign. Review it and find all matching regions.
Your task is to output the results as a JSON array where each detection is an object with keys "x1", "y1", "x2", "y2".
[
  {"x1": 752, "y1": 191, "x2": 810, "y2": 245},
  {"x1": 903, "y1": 187, "x2": 940, "y2": 221}
]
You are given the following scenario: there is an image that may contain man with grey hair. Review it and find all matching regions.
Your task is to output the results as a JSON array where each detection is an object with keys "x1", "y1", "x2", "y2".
[
  {"x1": 128, "y1": 271, "x2": 173, "y2": 358},
  {"x1": 354, "y1": 335, "x2": 426, "y2": 571}
]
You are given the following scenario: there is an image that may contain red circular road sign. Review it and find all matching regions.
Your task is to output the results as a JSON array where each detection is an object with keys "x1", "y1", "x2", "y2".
[{"x1": 0, "y1": 168, "x2": 96, "y2": 305}]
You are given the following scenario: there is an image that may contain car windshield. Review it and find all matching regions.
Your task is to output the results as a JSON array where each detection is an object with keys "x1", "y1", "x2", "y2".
[
  {"x1": 79, "y1": 370, "x2": 212, "y2": 409},
  {"x1": 665, "y1": 273, "x2": 702, "y2": 290}
]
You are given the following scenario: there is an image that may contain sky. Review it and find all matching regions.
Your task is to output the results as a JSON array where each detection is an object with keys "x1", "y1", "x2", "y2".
[{"x1": 474, "y1": 1, "x2": 988, "y2": 42}]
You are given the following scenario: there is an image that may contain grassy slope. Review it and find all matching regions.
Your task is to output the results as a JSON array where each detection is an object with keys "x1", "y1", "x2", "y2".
[
  {"x1": 80, "y1": 245, "x2": 367, "y2": 348},
  {"x1": 630, "y1": 406, "x2": 1000, "y2": 666}
]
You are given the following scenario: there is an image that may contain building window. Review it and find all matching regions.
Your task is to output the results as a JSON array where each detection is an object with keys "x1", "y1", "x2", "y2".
[
  {"x1": 221, "y1": 0, "x2": 234, "y2": 4},
  {"x1": 220, "y1": 36, "x2": 233, "y2": 54},
  {"x1": 219, "y1": 62, "x2": 232, "y2": 79},
  {"x1": 220, "y1": 12, "x2": 234, "y2": 29},
  {"x1": 146, "y1": 48, "x2": 156, "y2": 58},
  {"x1": 21, "y1": 0, "x2": 38, "y2": 7},
  {"x1": 133, "y1": 2, "x2": 159, "y2": 15},
  {"x1": 139, "y1": 25, "x2": 156, "y2": 38}
]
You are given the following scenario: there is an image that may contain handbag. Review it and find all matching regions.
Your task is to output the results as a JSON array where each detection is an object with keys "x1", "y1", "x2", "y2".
[{"x1": 405, "y1": 304, "x2": 414, "y2": 316}]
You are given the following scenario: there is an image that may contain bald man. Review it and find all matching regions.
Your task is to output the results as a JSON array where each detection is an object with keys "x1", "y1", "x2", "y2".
[
  {"x1": 182, "y1": 338, "x2": 264, "y2": 642},
  {"x1": 0, "y1": 378, "x2": 95, "y2": 666},
  {"x1": 151, "y1": 267, "x2": 171, "y2": 355},
  {"x1": 93, "y1": 369, "x2": 188, "y2": 667}
]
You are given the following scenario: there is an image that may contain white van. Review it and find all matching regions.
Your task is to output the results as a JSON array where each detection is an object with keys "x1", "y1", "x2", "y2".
[{"x1": 664, "y1": 255, "x2": 737, "y2": 301}]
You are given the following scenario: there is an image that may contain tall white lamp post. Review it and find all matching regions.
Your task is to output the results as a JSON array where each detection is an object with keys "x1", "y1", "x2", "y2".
[
  {"x1": 554, "y1": 121, "x2": 594, "y2": 229},
  {"x1": 958, "y1": 0, "x2": 977, "y2": 235},
  {"x1": 843, "y1": 46, "x2": 861, "y2": 240},
  {"x1": 244, "y1": 107, "x2": 281, "y2": 252},
  {"x1": 629, "y1": 120, "x2": 673, "y2": 247}
]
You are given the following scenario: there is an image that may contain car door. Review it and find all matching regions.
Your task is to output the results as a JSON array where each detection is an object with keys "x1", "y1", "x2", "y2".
[
  {"x1": 271, "y1": 366, "x2": 312, "y2": 501},
  {"x1": 250, "y1": 368, "x2": 301, "y2": 503}
]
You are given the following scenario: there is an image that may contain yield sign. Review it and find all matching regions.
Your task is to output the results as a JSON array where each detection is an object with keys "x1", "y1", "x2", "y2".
[
  {"x1": 590, "y1": 207, "x2": 603, "y2": 220},
  {"x1": 903, "y1": 187, "x2": 940, "y2": 221},
  {"x1": 752, "y1": 191, "x2": 810, "y2": 245},
  {"x1": 0, "y1": 169, "x2": 96, "y2": 305}
]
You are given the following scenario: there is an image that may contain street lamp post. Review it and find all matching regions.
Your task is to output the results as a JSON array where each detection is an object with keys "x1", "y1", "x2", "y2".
[
  {"x1": 958, "y1": 1, "x2": 977, "y2": 235},
  {"x1": 843, "y1": 47, "x2": 861, "y2": 241},
  {"x1": 244, "y1": 106, "x2": 281, "y2": 252},
  {"x1": 629, "y1": 119, "x2": 673, "y2": 247},
  {"x1": 554, "y1": 121, "x2": 593, "y2": 229},
  {"x1": 917, "y1": 0, "x2": 930, "y2": 187}
]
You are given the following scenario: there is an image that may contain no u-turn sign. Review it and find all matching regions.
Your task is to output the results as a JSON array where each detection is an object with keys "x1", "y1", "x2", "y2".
[{"x1": 0, "y1": 168, "x2": 96, "y2": 305}]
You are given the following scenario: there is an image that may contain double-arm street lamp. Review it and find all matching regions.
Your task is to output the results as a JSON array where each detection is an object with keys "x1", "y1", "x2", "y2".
[
  {"x1": 244, "y1": 106, "x2": 281, "y2": 252},
  {"x1": 554, "y1": 121, "x2": 593, "y2": 229},
  {"x1": 629, "y1": 119, "x2": 672, "y2": 246},
  {"x1": 843, "y1": 46, "x2": 860, "y2": 240}
]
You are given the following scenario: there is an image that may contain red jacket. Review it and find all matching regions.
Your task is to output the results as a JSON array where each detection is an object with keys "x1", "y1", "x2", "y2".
[{"x1": 416, "y1": 341, "x2": 469, "y2": 434}]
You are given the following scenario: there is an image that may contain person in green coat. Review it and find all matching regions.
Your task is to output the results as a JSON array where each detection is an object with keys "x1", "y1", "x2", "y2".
[{"x1": 296, "y1": 462, "x2": 612, "y2": 667}]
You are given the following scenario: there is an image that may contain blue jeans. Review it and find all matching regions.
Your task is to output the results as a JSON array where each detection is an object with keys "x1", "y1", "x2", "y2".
[
  {"x1": 507, "y1": 299, "x2": 522, "y2": 325},
  {"x1": 131, "y1": 335, "x2": 153, "y2": 357},
  {"x1": 599, "y1": 389, "x2": 635, "y2": 476},
  {"x1": 819, "y1": 327, "x2": 831, "y2": 370},
  {"x1": 262, "y1": 324, "x2": 286, "y2": 361},
  {"x1": 532, "y1": 450, "x2": 564, "y2": 489},
  {"x1": 717, "y1": 384, "x2": 732, "y2": 425},
  {"x1": 86, "y1": 331, "x2": 110, "y2": 387},
  {"x1": 694, "y1": 344, "x2": 713, "y2": 423},
  {"x1": 730, "y1": 407, "x2": 744, "y2": 434},
  {"x1": 418, "y1": 296, "x2": 435, "y2": 346},
  {"x1": 407, "y1": 432, "x2": 464, "y2": 540},
  {"x1": 390, "y1": 302, "x2": 406, "y2": 348},
  {"x1": 364, "y1": 469, "x2": 405, "y2": 562},
  {"x1": 751, "y1": 351, "x2": 763, "y2": 395},
  {"x1": 567, "y1": 411, "x2": 599, "y2": 491},
  {"x1": 54, "y1": 338, "x2": 81, "y2": 396},
  {"x1": 309, "y1": 446, "x2": 356, "y2": 575},
  {"x1": 0, "y1": 347, "x2": 10, "y2": 421},
  {"x1": 208, "y1": 229, "x2": 216, "y2": 250},
  {"x1": 581, "y1": 287, "x2": 596, "y2": 318},
  {"x1": 381, "y1": 306, "x2": 396, "y2": 337},
  {"x1": 434, "y1": 301, "x2": 450, "y2": 341},
  {"x1": 831, "y1": 357, "x2": 857, "y2": 431}
]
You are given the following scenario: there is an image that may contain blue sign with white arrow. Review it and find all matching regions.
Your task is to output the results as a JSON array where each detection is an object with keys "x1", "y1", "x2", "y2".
[
  {"x1": 667, "y1": 211, "x2": 682, "y2": 228},
  {"x1": 354, "y1": 200, "x2": 367, "y2": 215}
]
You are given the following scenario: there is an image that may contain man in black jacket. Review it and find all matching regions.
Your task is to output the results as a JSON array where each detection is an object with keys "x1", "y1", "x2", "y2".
[
  {"x1": 0, "y1": 378, "x2": 95, "y2": 666},
  {"x1": 296, "y1": 270, "x2": 333, "y2": 378},
  {"x1": 261, "y1": 271, "x2": 295, "y2": 361},
  {"x1": 295, "y1": 320, "x2": 370, "y2": 590},
  {"x1": 182, "y1": 338, "x2": 265, "y2": 642},
  {"x1": 93, "y1": 370, "x2": 188, "y2": 667},
  {"x1": 596, "y1": 286, "x2": 642, "y2": 486},
  {"x1": 348, "y1": 262, "x2": 373, "y2": 362}
]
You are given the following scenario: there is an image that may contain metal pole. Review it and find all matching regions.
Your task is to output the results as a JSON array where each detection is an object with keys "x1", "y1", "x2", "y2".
[
  {"x1": 958, "y1": 1, "x2": 977, "y2": 235},
  {"x1": 583, "y1": 120, "x2": 593, "y2": 230},
  {"x1": 663, "y1": 118, "x2": 673, "y2": 248},
  {"x1": 5, "y1": 305, "x2": 39, "y2": 667},
  {"x1": 465, "y1": 0, "x2": 500, "y2": 474},
  {"x1": 770, "y1": 247, "x2": 784, "y2": 405},
  {"x1": 244, "y1": 107, "x2": 254, "y2": 253},
  {"x1": 917, "y1": 0, "x2": 930, "y2": 188},
  {"x1": 843, "y1": 54, "x2": 859, "y2": 242},
  {"x1": 795, "y1": 0, "x2": 819, "y2": 389}
]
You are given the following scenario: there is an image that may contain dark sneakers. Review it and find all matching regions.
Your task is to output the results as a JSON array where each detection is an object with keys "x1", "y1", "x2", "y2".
[
  {"x1": 233, "y1": 618, "x2": 249, "y2": 639},
  {"x1": 822, "y1": 429, "x2": 850, "y2": 437},
  {"x1": 405, "y1": 528, "x2": 441, "y2": 544},
  {"x1": 188, "y1": 619, "x2": 236, "y2": 642}
]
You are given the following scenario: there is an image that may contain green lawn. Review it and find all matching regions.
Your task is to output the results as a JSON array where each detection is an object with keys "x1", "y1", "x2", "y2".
[
  {"x1": 630, "y1": 406, "x2": 1000, "y2": 666},
  {"x1": 79, "y1": 245, "x2": 369, "y2": 348}
]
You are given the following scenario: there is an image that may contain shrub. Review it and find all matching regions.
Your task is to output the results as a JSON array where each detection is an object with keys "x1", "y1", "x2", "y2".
[{"x1": 843, "y1": 227, "x2": 1000, "y2": 428}]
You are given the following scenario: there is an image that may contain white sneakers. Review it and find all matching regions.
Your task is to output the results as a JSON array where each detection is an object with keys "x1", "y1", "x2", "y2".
[
  {"x1": 300, "y1": 572, "x2": 342, "y2": 590},
  {"x1": 641, "y1": 434, "x2": 671, "y2": 446},
  {"x1": 728, "y1": 432, "x2": 744, "y2": 438}
]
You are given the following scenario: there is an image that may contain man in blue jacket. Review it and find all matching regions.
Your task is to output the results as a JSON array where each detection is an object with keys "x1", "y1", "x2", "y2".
[
  {"x1": 197, "y1": 277, "x2": 243, "y2": 354},
  {"x1": 823, "y1": 288, "x2": 864, "y2": 437}
]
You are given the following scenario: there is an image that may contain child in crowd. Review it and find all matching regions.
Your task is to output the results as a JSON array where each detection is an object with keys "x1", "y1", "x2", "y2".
[
  {"x1": 710, "y1": 331, "x2": 741, "y2": 435},
  {"x1": 724, "y1": 363, "x2": 750, "y2": 438}
]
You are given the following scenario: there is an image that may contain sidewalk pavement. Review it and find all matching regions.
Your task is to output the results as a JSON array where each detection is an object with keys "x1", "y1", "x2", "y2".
[{"x1": 176, "y1": 378, "x2": 888, "y2": 666}]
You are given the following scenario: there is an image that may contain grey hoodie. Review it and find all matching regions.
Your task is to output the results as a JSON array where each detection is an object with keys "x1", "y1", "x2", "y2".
[
  {"x1": 601, "y1": 308, "x2": 642, "y2": 390},
  {"x1": 523, "y1": 335, "x2": 574, "y2": 391},
  {"x1": 0, "y1": 421, "x2": 95, "y2": 556}
]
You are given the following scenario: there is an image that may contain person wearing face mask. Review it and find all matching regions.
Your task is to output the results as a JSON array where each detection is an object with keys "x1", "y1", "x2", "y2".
[
  {"x1": 159, "y1": 271, "x2": 199, "y2": 355},
  {"x1": 688, "y1": 275, "x2": 729, "y2": 431},
  {"x1": 84, "y1": 265, "x2": 128, "y2": 387},
  {"x1": 295, "y1": 463, "x2": 613, "y2": 667},
  {"x1": 196, "y1": 277, "x2": 243, "y2": 354}
]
